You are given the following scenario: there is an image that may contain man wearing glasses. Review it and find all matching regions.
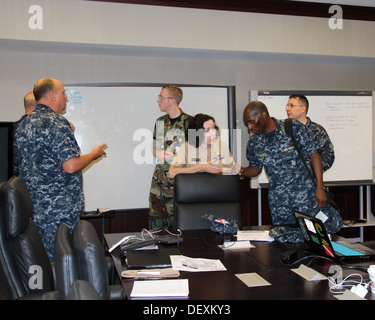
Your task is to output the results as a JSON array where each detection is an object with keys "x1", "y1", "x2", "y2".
[
  {"x1": 149, "y1": 85, "x2": 191, "y2": 231},
  {"x1": 286, "y1": 94, "x2": 335, "y2": 172}
]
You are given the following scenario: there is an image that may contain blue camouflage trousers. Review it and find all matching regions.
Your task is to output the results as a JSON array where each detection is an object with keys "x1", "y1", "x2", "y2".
[
  {"x1": 34, "y1": 214, "x2": 79, "y2": 261},
  {"x1": 268, "y1": 181, "x2": 342, "y2": 243}
]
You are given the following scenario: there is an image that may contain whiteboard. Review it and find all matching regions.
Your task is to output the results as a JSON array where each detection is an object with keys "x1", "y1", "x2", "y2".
[
  {"x1": 64, "y1": 84, "x2": 235, "y2": 211},
  {"x1": 250, "y1": 91, "x2": 373, "y2": 186}
]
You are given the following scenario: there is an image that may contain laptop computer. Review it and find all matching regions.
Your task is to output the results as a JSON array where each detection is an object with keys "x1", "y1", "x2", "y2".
[
  {"x1": 294, "y1": 211, "x2": 375, "y2": 261},
  {"x1": 125, "y1": 247, "x2": 181, "y2": 269}
]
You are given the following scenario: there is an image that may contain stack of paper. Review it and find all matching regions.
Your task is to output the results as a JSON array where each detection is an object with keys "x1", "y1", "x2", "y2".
[
  {"x1": 235, "y1": 230, "x2": 274, "y2": 242},
  {"x1": 170, "y1": 255, "x2": 227, "y2": 272},
  {"x1": 130, "y1": 279, "x2": 189, "y2": 298}
]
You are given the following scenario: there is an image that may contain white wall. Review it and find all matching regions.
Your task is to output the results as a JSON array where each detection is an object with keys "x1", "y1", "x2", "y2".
[
  {"x1": 1, "y1": 0, "x2": 375, "y2": 57},
  {"x1": 0, "y1": 0, "x2": 374, "y2": 167}
]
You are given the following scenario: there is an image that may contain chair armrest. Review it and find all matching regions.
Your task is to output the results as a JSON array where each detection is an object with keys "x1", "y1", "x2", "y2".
[
  {"x1": 105, "y1": 256, "x2": 116, "y2": 284},
  {"x1": 109, "y1": 285, "x2": 126, "y2": 300}
]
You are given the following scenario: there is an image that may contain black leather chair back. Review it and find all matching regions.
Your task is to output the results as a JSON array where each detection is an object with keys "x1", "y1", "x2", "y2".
[
  {"x1": 0, "y1": 177, "x2": 56, "y2": 299},
  {"x1": 54, "y1": 224, "x2": 79, "y2": 299},
  {"x1": 174, "y1": 173, "x2": 242, "y2": 230},
  {"x1": 71, "y1": 220, "x2": 110, "y2": 300},
  {"x1": 55, "y1": 220, "x2": 124, "y2": 300},
  {"x1": 65, "y1": 279, "x2": 101, "y2": 300}
]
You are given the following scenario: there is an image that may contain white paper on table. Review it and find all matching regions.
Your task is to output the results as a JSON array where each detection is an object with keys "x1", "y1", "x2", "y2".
[
  {"x1": 235, "y1": 230, "x2": 274, "y2": 242},
  {"x1": 130, "y1": 279, "x2": 189, "y2": 298},
  {"x1": 170, "y1": 255, "x2": 227, "y2": 272},
  {"x1": 335, "y1": 289, "x2": 367, "y2": 300},
  {"x1": 219, "y1": 240, "x2": 255, "y2": 250},
  {"x1": 235, "y1": 273, "x2": 271, "y2": 287},
  {"x1": 291, "y1": 264, "x2": 327, "y2": 281}
]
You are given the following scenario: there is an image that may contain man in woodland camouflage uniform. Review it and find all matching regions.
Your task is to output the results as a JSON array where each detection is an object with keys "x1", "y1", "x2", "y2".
[
  {"x1": 16, "y1": 78, "x2": 107, "y2": 260},
  {"x1": 149, "y1": 85, "x2": 191, "y2": 231},
  {"x1": 241, "y1": 101, "x2": 342, "y2": 242}
]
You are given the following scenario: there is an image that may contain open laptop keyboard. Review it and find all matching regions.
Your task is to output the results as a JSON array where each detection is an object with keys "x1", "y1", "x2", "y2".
[{"x1": 331, "y1": 241, "x2": 364, "y2": 256}]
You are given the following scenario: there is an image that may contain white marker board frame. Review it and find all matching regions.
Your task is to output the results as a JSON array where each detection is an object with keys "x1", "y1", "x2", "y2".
[
  {"x1": 64, "y1": 83, "x2": 236, "y2": 211},
  {"x1": 249, "y1": 90, "x2": 373, "y2": 187}
]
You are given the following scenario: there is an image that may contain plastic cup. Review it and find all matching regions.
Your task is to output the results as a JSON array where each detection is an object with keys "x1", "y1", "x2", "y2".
[{"x1": 367, "y1": 265, "x2": 375, "y2": 294}]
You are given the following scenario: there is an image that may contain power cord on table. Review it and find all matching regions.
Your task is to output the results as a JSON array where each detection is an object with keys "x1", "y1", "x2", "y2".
[
  {"x1": 280, "y1": 252, "x2": 374, "y2": 298},
  {"x1": 328, "y1": 273, "x2": 372, "y2": 297}
]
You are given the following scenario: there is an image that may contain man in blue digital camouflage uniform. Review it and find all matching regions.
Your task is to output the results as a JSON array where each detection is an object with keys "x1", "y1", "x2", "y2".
[
  {"x1": 16, "y1": 78, "x2": 107, "y2": 260},
  {"x1": 286, "y1": 94, "x2": 334, "y2": 172},
  {"x1": 13, "y1": 91, "x2": 36, "y2": 177},
  {"x1": 241, "y1": 101, "x2": 342, "y2": 242}
]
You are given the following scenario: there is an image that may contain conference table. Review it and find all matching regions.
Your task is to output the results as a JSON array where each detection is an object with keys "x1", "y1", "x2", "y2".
[{"x1": 104, "y1": 229, "x2": 375, "y2": 301}]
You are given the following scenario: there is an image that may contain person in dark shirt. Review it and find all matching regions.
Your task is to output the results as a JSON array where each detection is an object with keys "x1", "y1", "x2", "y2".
[
  {"x1": 12, "y1": 91, "x2": 36, "y2": 176},
  {"x1": 241, "y1": 100, "x2": 342, "y2": 242},
  {"x1": 286, "y1": 94, "x2": 334, "y2": 172},
  {"x1": 16, "y1": 78, "x2": 107, "y2": 260}
]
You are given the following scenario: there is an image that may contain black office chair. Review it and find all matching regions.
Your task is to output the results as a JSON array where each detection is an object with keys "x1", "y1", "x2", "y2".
[
  {"x1": 54, "y1": 220, "x2": 125, "y2": 300},
  {"x1": 0, "y1": 176, "x2": 104, "y2": 300},
  {"x1": 65, "y1": 280, "x2": 102, "y2": 300},
  {"x1": 174, "y1": 173, "x2": 242, "y2": 230},
  {"x1": 0, "y1": 176, "x2": 58, "y2": 299},
  {"x1": 54, "y1": 223, "x2": 79, "y2": 299}
]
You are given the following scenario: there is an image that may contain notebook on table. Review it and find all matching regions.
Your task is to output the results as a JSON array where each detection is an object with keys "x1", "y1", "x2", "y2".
[
  {"x1": 294, "y1": 211, "x2": 375, "y2": 261},
  {"x1": 130, "y1": 279, "x2": 189, "y2": 298}
]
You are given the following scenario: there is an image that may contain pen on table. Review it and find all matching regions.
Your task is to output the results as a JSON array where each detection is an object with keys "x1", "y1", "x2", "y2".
[
  {"x1": 182, "y1": 263, "x2": 198, "y2": 269},
  {"x1": 136, "y1": 271, "x2": 161, "y2": 275}
]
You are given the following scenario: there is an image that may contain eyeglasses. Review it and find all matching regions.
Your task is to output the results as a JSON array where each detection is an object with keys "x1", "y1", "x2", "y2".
[
  {"x1": 158, "y1": 95, "x2": 173, "y2": 100},
  {"x1": 286, "y1": 103, "x2": 303, "y2": 108}
]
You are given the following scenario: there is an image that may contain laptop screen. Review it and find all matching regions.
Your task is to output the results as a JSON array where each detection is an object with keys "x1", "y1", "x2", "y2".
[{"x1": 295, "y1": 211, "x2": 368, "y2": 259}]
